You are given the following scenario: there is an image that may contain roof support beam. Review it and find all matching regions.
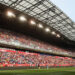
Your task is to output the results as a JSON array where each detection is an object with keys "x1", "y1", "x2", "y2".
[{"x1": 22, "y1": 0, "x2": 46, "y2": 13}]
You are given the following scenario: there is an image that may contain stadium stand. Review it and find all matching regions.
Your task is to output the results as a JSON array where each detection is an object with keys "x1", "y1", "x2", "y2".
[
  {"x1": 0, "y1": 48, "x2": 75, "y2": 68},
  {"x1": 0, "y1": 28, "x2": 74, "y2": 57}
]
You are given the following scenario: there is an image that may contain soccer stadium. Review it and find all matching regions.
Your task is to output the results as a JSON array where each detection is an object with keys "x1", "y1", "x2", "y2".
[{"x1": 0, "y1": 0, "x2": 75, "y2": 75}]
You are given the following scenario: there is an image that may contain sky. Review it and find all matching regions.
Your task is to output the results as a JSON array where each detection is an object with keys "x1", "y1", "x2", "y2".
[{"x1": 50, "y1": 0, "x2": 75, "y2": 22}]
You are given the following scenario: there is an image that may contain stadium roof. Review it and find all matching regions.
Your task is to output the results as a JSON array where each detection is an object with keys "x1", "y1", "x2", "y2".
[{"x1": 0, "y1": 0, "x2": 75, "y2": 41}]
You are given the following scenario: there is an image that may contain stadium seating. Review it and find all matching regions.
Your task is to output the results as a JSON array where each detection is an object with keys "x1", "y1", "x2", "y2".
[
  {"x1": 0, "y1": 48, "x2": 75, "y2": 67},
  {"x1": 0, "y1": 28, "x2": 74, "y2": 56}
]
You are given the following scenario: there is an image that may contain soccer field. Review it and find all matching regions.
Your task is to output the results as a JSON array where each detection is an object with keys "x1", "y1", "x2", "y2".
[{"x1": 0, "y1": 67, "x2": 75, "y2": 75}]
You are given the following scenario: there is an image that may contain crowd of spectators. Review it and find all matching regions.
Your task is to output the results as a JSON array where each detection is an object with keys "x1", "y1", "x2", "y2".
[
  {"x1": 0, "y1": 29, "x2": 75, "y2": 55},
  {"x1": 0, "y1": 48, "x2": 75, "y2": 67},
  {"x1": 0, "y1": 28, "x2": 75, "y2": 57}
]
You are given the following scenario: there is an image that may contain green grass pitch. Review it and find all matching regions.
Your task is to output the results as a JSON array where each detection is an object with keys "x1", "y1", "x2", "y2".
[{"x1": 0, "y1": 67, "x2": 75, "y2": 75}]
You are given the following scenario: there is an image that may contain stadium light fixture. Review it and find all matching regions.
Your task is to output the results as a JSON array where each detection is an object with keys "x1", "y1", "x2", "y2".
[
  {"x1": 6, "y1": 11, "x2": 15, "y2": 17},
  {"x1": 19, "y1": 16, "x2": 27, "y2": 22},
  {"x1": 51, "y1": 31, "x2": 56, "y2": 35},
  {"x1": 30, "y1": 20, "x2": 36, "y2": 25},
  {"x1": 56, "y1": 34, "x2": 60, "y2": 38},
  {"x1": 38, "y1": 24, "x2": 43, "y2": 28},
  {"x1": 45, "y1": 28, "x2": 50, "y2": 32}
]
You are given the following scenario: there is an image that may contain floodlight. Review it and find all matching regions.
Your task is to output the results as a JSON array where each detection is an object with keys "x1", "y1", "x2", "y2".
[
  {"x1": 38, "y1": 24, "x2": 43, "y2": 28},
  {"x1": 56, "y1": 34, "x2": 60, "y2": 38},
  {"x1": 19, "y1": 16, "x2": 27, "y2": 21},
  {"x1": 30, "y1": 20, "x2": 36, "y2": 25},
  {"x1": 45, "y1": 28, "x2": 50, "y2": 32},
  {"x1": 52, "y1": 31, "x2": 56, "y2": 35},
  {"x1": 6, "y1": 11, "x2": 15, "y2": 17}
]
